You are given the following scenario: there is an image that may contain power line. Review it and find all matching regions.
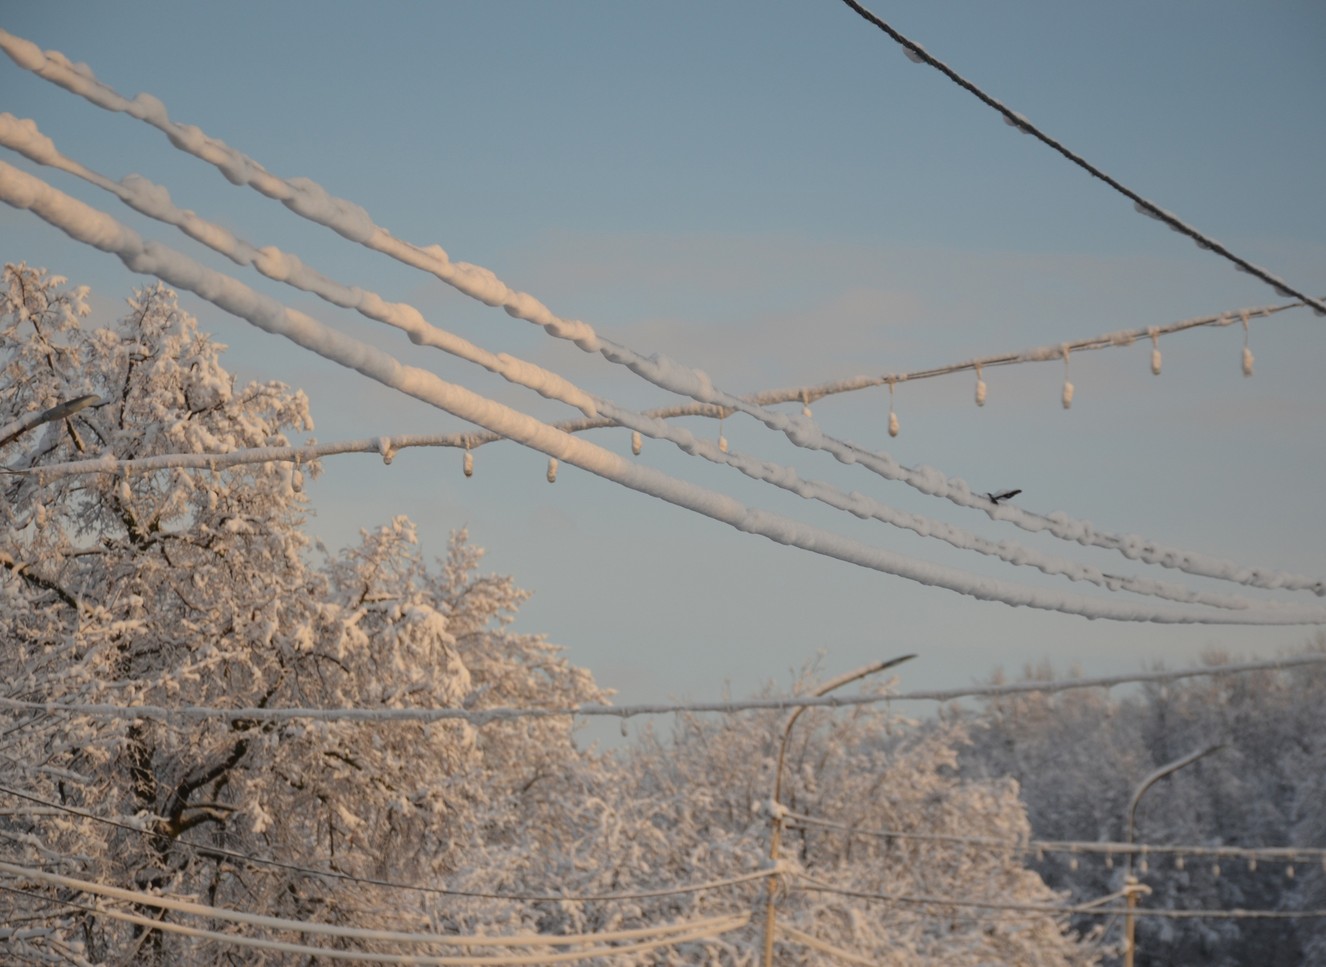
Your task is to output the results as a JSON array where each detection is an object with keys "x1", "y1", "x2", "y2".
[
  {"x1": 12, "y1": 123, "x2": 1318, "y2": 616},
  {"x1": 3, "y1": 108, "x2": 1312, "y2": 432},
  {"x1": 18, "y1": 165, "x2": 1323, "y2": 627},
  {"x1": 0, "y1": 652, "x2": 1320, "y2": 726},
  {"x1": 0, "y1": 860, "x2": 748, "y2": 950},
  {"x1": 0, "y1": 872, "x2": 750, "y2": 965},
  {"x1": 782, "y1": 809, "x2": 1326, "y2": 867},
  {"x1": 763, "y1": 299, "x2": 1312, "y2": 409},
  {"x1": 0, "y1": 784, "x2": 772, "y2": 904},
  {"x1": 792, "y1": 873, "x2": 1113, "y2": 918},
  {"x1": 793, "y1": 876, "x2": 1326, "y2": 920},
  {"x1": 834, "y1": 0, "x2": 1326, "y2": 318},
  {"x1": 5, "y1": 30, "x2": 1320, "y2": 602}
]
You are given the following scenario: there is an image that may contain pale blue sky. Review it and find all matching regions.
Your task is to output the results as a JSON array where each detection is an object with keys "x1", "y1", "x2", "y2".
[{"x1": 3, "y1": 2, "x2": 1324, "y2": 731}]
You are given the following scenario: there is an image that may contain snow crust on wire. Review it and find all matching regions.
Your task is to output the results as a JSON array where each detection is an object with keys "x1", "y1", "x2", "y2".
[
  {"x1": 0, "y1": 862, "x2": 750, "y2": 964},
  {"x1": 1, "y1": 30, "x2": 1320, "y2": 598},
  {"x1": 9, "y1": 162, "x2": 1326, "y2": 625},
  {"x1": 10, "y1": 118, "x2": 1314, "y2": 611}
]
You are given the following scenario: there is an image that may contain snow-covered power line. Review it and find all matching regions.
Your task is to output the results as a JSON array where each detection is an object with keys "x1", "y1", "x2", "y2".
[
  {"x1": 791, "y1": 873, "x2": 1103, "y2": 918},
  {"x1": 13, "y1": 169, "x2": 1326, "y2": 625},
  {"x1": 793, "y1": 875, "x2": 1326, "y2": 920},
  {"x1": 0, "y1": 782, "x2": 774, "y2": 905},
  {"x1": 24, "y1": 118, "x2": 1285, "y2": 613},
  {"x1": 11, "y1": 114, "x2": 1285, "y2": 614},
  {"x1": 833, "y1": 0, "x2": 1326, "y2": 319},
  {"x1": 1, "y1": 652, "x2": 1321, "y2": 727},
  {"x1": 0, "y1": 866, "x2": 751, "y2": 965},
  {"x1": 4, "y1": 106, "x2": 1311, "y2": 426},
  {"x1": 4, "y1": 29, "x2": 1319, "y2": 600},
  {"x1": 750, "y1": 299, "x2": 1311, "y2": 410},
  {"x1": 3, "y1": 426, "x2": 1303, "y2": 614},
  {"x1": 0, "y1": 112, "x2": 598, "y2": 420},
  {"x1": 777, "y1": 924, "x2": 879, "y2": 966},
  {"x1": 782, "y1": 810, "x2": 1326, "y2": 867}
]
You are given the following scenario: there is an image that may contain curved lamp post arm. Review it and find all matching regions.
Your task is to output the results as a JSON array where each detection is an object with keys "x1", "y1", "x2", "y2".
[
  {"x1": 1122, "y1": 741, "x2": 1223, "y2": 967},
  {"x1": 1126, "y1": 742, "x2": 1225, "y2": 864},
  {"x1": 762, "y1": 653, "x2": 916, "y2": 967}
]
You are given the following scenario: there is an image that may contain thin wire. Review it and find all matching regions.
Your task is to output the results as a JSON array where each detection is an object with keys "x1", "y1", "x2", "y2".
[
  {"x1": 9, "y1": 433, "x2": 1321, "y2": 614},
  {"x1": 793, "y1": 873, "x2": 1094, "y2": 917},
  {"x1": 794, "y1": 876, "x2": 1326, "y2": 920},
  {"x1": 770, "y1": 299, "x2": 1313, "y2": 406},
  {"x1": 834, "y1": 0, "x2": 1326, "y2": 317},
  {"x1": 0, "y1": 878, "x2": 750, "y2": 965},
  {"x1": 783, "y1": 809, "x2": 1326, "y2": 864},
  {"x1": 0, "y1": 860, "x2": 748, "y2": 950},
  {"x1": 0, "y1": 784, "x2": 773, "y2": 905},
  {"x1": 1, "y1": 652, "x2": 1319, "y2": 725},
  {"x1": 776, "y1": 924, "x2": 878, "y2": 966}
]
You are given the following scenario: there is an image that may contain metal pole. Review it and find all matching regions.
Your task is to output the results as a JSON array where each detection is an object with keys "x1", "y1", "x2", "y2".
[
  {"x1": 1121, "y1": 743, "x2": 1223, "y2": 967},
  {"x1": 761, "y1": 654, "x2": 915, "y2": 967}
]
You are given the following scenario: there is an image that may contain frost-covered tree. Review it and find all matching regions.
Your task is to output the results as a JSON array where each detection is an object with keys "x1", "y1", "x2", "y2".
[
  {"x1": 955, "y1": 645, "x2": 1326, "y2": 966},
  {"x1": 1, "y1": 265, "x2": 1098, "y2": 965},
  {"x1": 441, "y1": 665, "x2": 1099, "y2": 966},
  {"x1": 0, "y1": 265, "x2": 606, "y2": 964}
]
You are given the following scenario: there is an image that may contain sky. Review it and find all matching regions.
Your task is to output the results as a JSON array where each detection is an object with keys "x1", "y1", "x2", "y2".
[{"x1": 2, "y1": 1, "x2": 1324, "y2": 740}]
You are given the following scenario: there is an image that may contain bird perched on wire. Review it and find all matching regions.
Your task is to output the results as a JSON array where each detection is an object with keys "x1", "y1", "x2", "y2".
[{"x1": 984, "y1": 488, "x2": 1022, "y2": 505}]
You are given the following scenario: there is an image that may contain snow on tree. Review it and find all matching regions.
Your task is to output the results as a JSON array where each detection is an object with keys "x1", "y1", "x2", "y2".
[
  {"x1": 439, "y1": 664, "x2": 1099, "y2": 966},
  {"x1": 955, "y1": 644, "x2": 1326, "y2": 966},
  {"x1": 0, "y1": 265, "x2": 606, "y2": 964},
  {"x1": 0, "y1": 265, "x2": 1099, "y2": 965}
]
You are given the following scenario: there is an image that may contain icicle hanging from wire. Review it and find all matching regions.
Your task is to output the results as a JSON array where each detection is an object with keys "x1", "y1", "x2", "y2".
[
  {"x1": 546, "y1": 457, "x2": 558, "y2": 483},
  {"x1": 1241, "y1": 310, "x2": 1255, "y2": 377},
  {"x1": 1061, "y1": 346, "x2": 1075, "y2": 409},
  {"x1": 887, "y1": 380, "x2": 900, "y2": 437},
  {"x1": 801, "y1": 390, "x2": 812, "y2": 418},
  {"x1": 1149, "y1": 327, "x2": 1162, "y2": 375},
  {"x1": 974, "y1": 364, "x2": 987, "y2": 407},
  {"x1": 631, "y1": 430, "x2": 642, "y2": 456},
  {"x1": 463, "y1": 447, "x2": 474, "y2": 478},
  {"x1": 717, "y1": 418, "x2": 728, "y2": 454}
]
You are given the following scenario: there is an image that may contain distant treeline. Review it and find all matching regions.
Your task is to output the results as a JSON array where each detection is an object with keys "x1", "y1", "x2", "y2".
[{"x1": 951, "y1": 641, "x2": 1326, "y2": 966}]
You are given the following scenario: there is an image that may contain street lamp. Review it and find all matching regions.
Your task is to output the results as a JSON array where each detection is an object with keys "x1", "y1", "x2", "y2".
[
  {"x1": 760, "y1": 653, "x2": 915, "y2": 967},
  {"x1": 1122, "y1": 742, "x2": 1223, "y2": 967}
]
